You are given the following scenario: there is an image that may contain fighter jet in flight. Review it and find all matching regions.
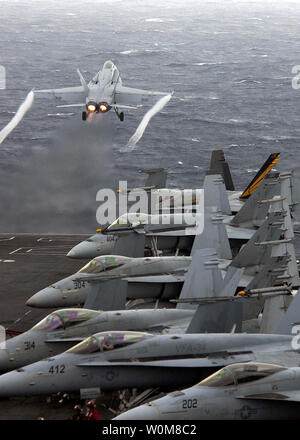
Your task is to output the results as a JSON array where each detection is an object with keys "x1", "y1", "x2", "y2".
[
  {"x1": 35, "y1": 60, "x2": 169, "y2": 121},
  {"x1": 115, "y1": 362, "x2": 300, "y2": 420}
]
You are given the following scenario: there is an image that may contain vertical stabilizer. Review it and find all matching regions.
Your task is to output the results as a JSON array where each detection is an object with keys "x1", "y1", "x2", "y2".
[
  {"x1": 231, "y1": 172, "x2": 279, "y2": 228},
  {"x1": 240, "y1": 153, "x2": 280, "y2": 199},
  {"x1": 275, "y1": 289, "x2": 300, "y2": 335},
  {"x1": 203, "y1": 174, "x2": 231, "y2": 215},
  {"x1": 177, "y1": 249, "x2": 223, "y2": 309},
  {"x1": 207, "y1": 150, "x2": 234, "y2": 190},
  {"x1": 191, "y1": 208, "x2": 232, "y2": 260}
]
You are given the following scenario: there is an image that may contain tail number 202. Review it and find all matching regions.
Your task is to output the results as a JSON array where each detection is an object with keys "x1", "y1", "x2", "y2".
[{"x1": 182, "y1": 399, "x2": 198, "y2": 409}]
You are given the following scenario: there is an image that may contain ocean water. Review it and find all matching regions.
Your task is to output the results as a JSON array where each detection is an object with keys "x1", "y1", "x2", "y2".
[{"x1": 0, "y1": 0, "x2": 299, "y2": 236}]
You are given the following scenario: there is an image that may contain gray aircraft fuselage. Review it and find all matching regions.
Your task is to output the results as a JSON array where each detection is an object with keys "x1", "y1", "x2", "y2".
[
  {"x1": 26, "y1": 256, "x2": 191, "y2": 308},
  {"x1": 0, "y1": 309, "x2": 194, "y2": 373},
  {"x1": 115, "y1": 364, "x2": 300, "y2": 420},
  {"x1": 0, "y1": 332, "x2": 296, "y2": 398}
]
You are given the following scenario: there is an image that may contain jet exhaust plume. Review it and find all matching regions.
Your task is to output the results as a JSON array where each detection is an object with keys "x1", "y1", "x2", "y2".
[
  {"x1": 0, "y1": 91, "x2": 34, "y2": 144},
  {"x1": 0, "y1": 119, "x2": 118, "y2": 233},
  {"x1": 120, "y1": 93, "x2": 172, "y2": 153}
]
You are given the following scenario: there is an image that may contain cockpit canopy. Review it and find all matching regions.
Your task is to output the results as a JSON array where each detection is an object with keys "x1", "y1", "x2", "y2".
[
  {"x1": 197, "y1": 363, "x2": 286, "y2": 388},
  {"x1": 103, "y1": 60, "x2": 114, "y2": 70},
  {"x1": 32, "y1": 309, "x2": 100, "y2": 332},
  {"x1": 78, "y1": 255, "x2": 132, "y2": 274},
  {"x1": 67, "y1": 331, "x2": 153, "y2": 355},
  {"x1": 107, "y1": 213, "x2": 149, "y2": 231}
]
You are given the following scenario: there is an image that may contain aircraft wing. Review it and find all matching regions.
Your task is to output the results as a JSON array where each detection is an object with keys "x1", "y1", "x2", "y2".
[
  {"x1": 126, "y1": 274, "x2": 186, "y2": 283},
  {"x1": 115, "y1": 85, "x2": 168, "y2": 106},
  {"x1": 34, "y1": 86, "x2": 86, "y2": 100},
  {"x1": 225, "y1": 225, "x2": 254, "y2": 240},
  {"x1": 144, "y1": 225, "x2": 254, "y2": 240},
  {"x1": 236, "y1": 390, "x2": 300, "y2": 402},
  {"x1": 77, "y1": 352, "x2": 254, "y2": 368}
]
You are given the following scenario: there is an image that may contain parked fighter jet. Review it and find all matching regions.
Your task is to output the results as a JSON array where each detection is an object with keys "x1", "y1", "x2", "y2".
[
  {"x1": 115, "y1": 362, "x2": 300, "y2": 420},
  {"x1": 0, "y1": 248, "x2": 243, "y2": 372},
  {"x1": 26, "y1": 194, "x2": 298, "y2": 309},
  {"x1": 67, "y1": 153, "x2": 283, "y2": 260},
  {"x1": 25, "y1": 255, "x2": 191, "y2": 308},
  {"x1": 0, "y1": 308, "x2": 194, "y2": 373},
  {"x1": 0, "y1": 289, "x2": 300, "y2": 398},
  {"x1": 35, "y1": 60, "x2": 168, "y2": 121},
  {"x1": 0, "y1": 330, "x2": 296, "y2": 398}
]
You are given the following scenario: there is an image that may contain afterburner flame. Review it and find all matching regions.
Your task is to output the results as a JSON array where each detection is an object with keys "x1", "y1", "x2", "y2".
[{"x1": 99, "y1": 104, "x2": 108, "y2": 112}]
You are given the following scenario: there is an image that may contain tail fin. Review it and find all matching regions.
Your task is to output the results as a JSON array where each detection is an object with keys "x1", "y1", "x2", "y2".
[
  {"x1": 246, "y1": 255, "x2": 290, "y2": 291},
  {"x1": 191, "y1": 175, "x2": 232, "y2": 259},
  {"x1": 203, "y1": 174, "x2": 231, "y2": 215},
  {"x1": 176, "y1": 249, "x2": 223, "y2": 310},
  {"x1": 113, "y1": 232, "x2": 145, "y2": 257},
  {"x1": 275, "y1": 289, "x2": 300, "y2": 335},
  {"x1": 207, "y1": 150, "x2": 234, "y2": 190},
  {"x1": 191, "y1": 209, "x2": 232, "y2": 260},
  {"x1": 177, "y1": 248, "x2": 243, "y2": 332},
  {"x1": 84, "y1": 279, "x2": 128, "y2": 310},
  {"x1": 231, "y1": 172, "x2": 279, "y2": 228},
  {"x1": 280, "y1": 171, "x2": 300, "y2": 221},
  {"x1": 76, "y1": 68, "x2": 88, "y2": 91},
  {"x1": 229, "y1": 211, "x2": 285, "y2": 269},
  {"x1": 240, "y1": 153, "x2": 280, "y2": 199},
  {"x1": 177, "y1": 249, "x2": 243, "y2": 311},
  {"x1": 141, "y1": 168, "x2": 167, "y2": 189},
  {"x1": 260, "y1": 293, "x2": 293, "y2": 334}
]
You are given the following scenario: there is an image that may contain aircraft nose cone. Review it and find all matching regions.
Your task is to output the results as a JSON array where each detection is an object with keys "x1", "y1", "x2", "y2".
[
  {"x1": 26, "y1": 286, "x2": 62, "y2": 308},
  {"x1": 114, "y1": 403, "x2": 160, "y2": 420},
  {"x1": 67, "y1": 242, "x2": 97, "y2": 259},
  {"x1": 66, "y1": 248, "x2": 77, "y2": 258}
]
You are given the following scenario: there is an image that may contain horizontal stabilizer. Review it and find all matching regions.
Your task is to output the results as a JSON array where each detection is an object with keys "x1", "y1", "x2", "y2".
[
  {"x1": 113, "y1": 104, "x2": 139, "y2": 110},
  {"x1": 186, "y1": 301, "x2": 243, "y2": 333},
  {"x1": 84, "y1": 279, "x2": 128, "y2": 311},
  {"x1": 113, "y1": 232, "x2": 145, "y2": 257},
  {"x1": 56, "y1": 103, "x2": 85, "y2": 108}
]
